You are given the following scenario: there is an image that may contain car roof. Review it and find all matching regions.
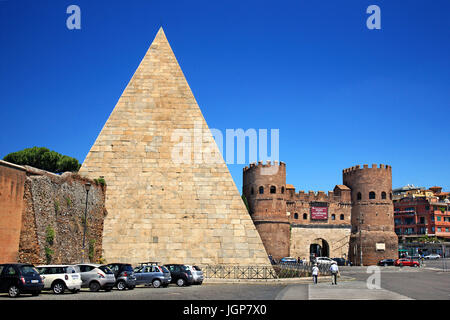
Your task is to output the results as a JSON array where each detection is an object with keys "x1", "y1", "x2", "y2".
[
  {"x1": 77, "y1": 263, "x2": 101, "y2": 267},
  {"x1": 36, "y1": 265, "x2": 73, "y2": 267}
]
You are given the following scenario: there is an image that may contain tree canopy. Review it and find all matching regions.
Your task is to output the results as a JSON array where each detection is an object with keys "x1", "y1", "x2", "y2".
[{"x1": 3, "y1": 147, "x2": 81, "y2": 173}]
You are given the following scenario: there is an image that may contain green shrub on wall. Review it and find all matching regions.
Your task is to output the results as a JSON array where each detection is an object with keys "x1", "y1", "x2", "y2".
[
  {"x1": 45, "y1": 226, "x2": 55, "y2": 245},
  {"x1": 44, "y1": 247, "x2": 54, "y2": 264},
  {"x1": 88, "y1": 239, "x2": 96, "y2": 262}
]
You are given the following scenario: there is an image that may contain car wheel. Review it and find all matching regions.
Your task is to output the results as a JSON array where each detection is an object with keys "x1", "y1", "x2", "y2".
[
  {"x1": 176, "y1": 278, "x2": 185, "y2": 287},
  {"x1": 152, "y1": 279, "x2": 162, "y2": 288},
  {"x1": 52, "y1": 281, "x2": 65, "y2": 294},
  {"x1": 8, "y1": 285, "x2": 20, "y2": 298},
  {"x1": 89, "y1": 281, "x2": 101, "y2": 292},
  {"x1": 117, "y1": 280, "x2": 126, "y2": 291}
]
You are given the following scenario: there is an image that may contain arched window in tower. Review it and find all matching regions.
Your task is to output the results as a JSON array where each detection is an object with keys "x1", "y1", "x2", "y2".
[
  {"x1": 270, "y1": 186, "x2": 276, "y2": 194},
  {"x1": 259, "y1": 186, "x2": 264, "y2": 194},
  {"x1": 357, "y1": 192, "x2": 362, "y2": 200},
  {"x1": 303, "y1": 213, "x2": 308, "y2": 220},
  {"x1": 369, "y1": 191, "x2": 376, "y2": 199},
  {"x1": 251, "y1": 187, "x2": 254, "y2": 195},
  {"x1": 381, "y1": 191, "x2": 387, "y2": 199},
  {"x1": 340, "y1": 214, "x2": 344, "y2": 220},
  {"x1": 331, "y1": 214, "x2": 336, "y2": 220},
  {"x1": 281, "y1": 187, "x2": 285, "y2": 194},
  {"x1": 294, "y1": 213, "x2": 298, "y2": 219}
]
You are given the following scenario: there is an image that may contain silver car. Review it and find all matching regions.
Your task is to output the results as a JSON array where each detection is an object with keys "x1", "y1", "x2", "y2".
[
  {"x1": 186, "y1": 265, "x2": 203, "y2": 285},
  {"x1": 76, "y1": 264, "x2": 116, "y2": 292},
  {"x1": 133, "y1": 264, "x2": 171, "y2": 288}
]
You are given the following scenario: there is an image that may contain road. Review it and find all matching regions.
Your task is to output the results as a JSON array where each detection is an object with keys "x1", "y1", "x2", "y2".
[{"x1": 0, "y1": 262, "x2": 448, "y2": 300}]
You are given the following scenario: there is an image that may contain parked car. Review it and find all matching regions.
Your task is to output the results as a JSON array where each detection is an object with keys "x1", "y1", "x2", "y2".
[
  {"x1": 279, "y1": 257, "x2": 298, "y2": 264},
  {"x1": 186, "y1": 265, "x2": 204, "y2": 285},
  {"x1": 106, "y1": 263, "x2": 136, "y2": 290},
  {"x1": 331, "y1": 258, "x2": 347, "y2": 266},
  {"x1": 133, "y1": 264, "x2": 171, "y2": 288},
  {"x1": 36, "y1": 265, "x2": 82, "y2": 294},
  {"x1": 394, "y1": 258, "x2": 420, "y2": 267},
  {"x1": 164, "y1": 264, "x2": 194, "y2": 287},
  {"x1": 316, "y1": 257, "x2": 335, "y2": 265},
  {"x1": 424, "y1": 254, "x2": 441, "y2": 260},
  {"x1": 0, "y1": 263, "x2": 44, "y2": 298},
  {"x1": 76, "y1": 264, "x2": 116, "y2": 292},
  {"x1": 268, "y1": 255, "x2": 277, "y2": 265},
  {"x1": 377, "y1": 259, "x2": 396, "y2": 266}
]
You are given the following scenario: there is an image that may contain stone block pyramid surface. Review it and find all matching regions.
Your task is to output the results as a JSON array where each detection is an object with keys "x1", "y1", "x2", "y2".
[{"x1": 79, "y1": 28, "x2": 271, "y2": 266}]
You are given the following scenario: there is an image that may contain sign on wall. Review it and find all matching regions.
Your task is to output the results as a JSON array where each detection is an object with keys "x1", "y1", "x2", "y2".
[{"x1": 311, "y1": 206, "x2": 328, "y2": 220}]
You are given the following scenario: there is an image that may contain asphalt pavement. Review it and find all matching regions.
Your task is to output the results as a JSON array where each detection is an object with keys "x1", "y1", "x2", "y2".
[{"x1": 1, "y1": 261, "x2": 448, "y2": 300}]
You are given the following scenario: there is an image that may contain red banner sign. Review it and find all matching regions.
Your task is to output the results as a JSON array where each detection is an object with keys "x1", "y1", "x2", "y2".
[{"x1": 311, "y1": 207, "x2": 328, "y2": 220}]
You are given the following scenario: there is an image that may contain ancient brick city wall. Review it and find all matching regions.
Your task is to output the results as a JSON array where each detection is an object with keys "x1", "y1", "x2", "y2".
[
  {"x1": 0, "y1": 161, "x2": 27, "y2": 263},
  {"x1": 0, "y1": 161, "x2": 107, "y2": 265}
]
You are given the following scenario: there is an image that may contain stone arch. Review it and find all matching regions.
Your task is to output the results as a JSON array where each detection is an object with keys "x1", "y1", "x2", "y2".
[{"x1": 310, "y1": 238, "x2": 330, "y2": 258}]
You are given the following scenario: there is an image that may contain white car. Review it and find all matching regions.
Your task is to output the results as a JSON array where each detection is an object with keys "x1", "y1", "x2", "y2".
[
  {"x1": 36, "y1": 265, "x2": 82, "y2": 294},
  {"x1": 424, "y1": 254, "x2": 441, "y2": 260},
  {"x1": 186, "y1": 265, "x2": 203, "y2": 285},
  {"x1": 315, "y1": 257, "x2": 335, "y2": 265}
]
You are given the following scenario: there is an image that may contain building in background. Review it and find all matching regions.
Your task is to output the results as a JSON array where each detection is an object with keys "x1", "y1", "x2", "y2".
[{"x1": 393, "y1": 186, "x2": 450, "y2": 241}]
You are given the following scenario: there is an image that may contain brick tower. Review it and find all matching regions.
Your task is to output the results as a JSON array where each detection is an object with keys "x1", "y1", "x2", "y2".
[
  {"x1": 243, "y1": 161, "x2": 289, "y2": 260},
  {"x1": 343, "y1": 164, "x2": 398, "y2": 265}
]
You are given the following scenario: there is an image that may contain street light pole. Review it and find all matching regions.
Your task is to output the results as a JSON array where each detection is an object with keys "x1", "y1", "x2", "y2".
[{"x1": 82, "y1": 183, "x2": 91, "y2": 263}]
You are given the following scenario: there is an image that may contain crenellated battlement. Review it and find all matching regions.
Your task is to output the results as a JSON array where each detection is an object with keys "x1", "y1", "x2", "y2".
[
  {"x1": 287, "y1": 188, "x2": 350, "y2": 203},
  {"x1": 343, "y1": 164, "x2": 391, "y2": 175},
  {"x1": 243, "y1": 160, "x2": 286, "y2": 173}
]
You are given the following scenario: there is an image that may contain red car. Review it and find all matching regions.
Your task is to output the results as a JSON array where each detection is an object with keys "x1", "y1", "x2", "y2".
[{"x1": 394, "y1": 258, "x2": 420, "y2": 267}]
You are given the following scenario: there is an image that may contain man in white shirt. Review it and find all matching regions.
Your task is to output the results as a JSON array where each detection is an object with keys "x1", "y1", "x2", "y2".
[
  {"x1": 330, "y1": 262, "x2": 339, "y2": 285},
  {"x1": 312, "y1": 264, "x2": 319, "y2": 284}
]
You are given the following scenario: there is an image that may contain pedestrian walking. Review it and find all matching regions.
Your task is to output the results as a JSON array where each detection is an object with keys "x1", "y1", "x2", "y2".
[
  {"x1": 330, "y1": 262, "x2": 339, "y2": 285},
  {"x1": 312, "y1": 263, "x2": 319, "y2": 284}
]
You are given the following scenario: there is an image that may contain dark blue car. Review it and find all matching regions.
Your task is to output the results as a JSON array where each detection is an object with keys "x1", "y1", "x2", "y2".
[{"x1": 0, "y1": 264, "x2": 44, "y2": 297}]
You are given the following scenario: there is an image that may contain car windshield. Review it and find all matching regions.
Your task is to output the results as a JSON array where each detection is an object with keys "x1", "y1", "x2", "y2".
[
  {"x1": 20, "y1": 265, "x2": 39, "y2": 276},
  {"x1": 99, "y1": 266, "x2": 114, "y2": 274}
]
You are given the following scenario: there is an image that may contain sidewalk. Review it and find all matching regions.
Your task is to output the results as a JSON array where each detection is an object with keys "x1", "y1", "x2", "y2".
[
  {"x1": 203, "y1": 275, "x2": 345, "y2": 285},
  {"x1": 307, "y1": 280, "x2": 413, "y2": 300}
]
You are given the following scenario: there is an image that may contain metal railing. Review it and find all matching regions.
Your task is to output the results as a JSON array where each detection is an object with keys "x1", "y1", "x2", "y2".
[{"x1": 201, "y1": 262, "x2": 331, "y2": 279}]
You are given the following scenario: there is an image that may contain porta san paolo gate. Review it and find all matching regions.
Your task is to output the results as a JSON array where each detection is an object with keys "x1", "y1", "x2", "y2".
[
  {"x1": 243, "y1": 162, "x2": 398, "y2": 266},
  {"x1": 80, "y1": 27, "x2": 397, "y2": 267}
]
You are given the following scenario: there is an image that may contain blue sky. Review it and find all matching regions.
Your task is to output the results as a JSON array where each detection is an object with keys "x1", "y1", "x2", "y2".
[{"x1": 1, "y1": 0, "x2": 449, "y2": 193}]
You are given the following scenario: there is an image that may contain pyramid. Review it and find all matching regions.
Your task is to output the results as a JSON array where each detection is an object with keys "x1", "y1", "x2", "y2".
[{"x1": 79, "y1": 28, "x2": 271, "y2": 266}]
